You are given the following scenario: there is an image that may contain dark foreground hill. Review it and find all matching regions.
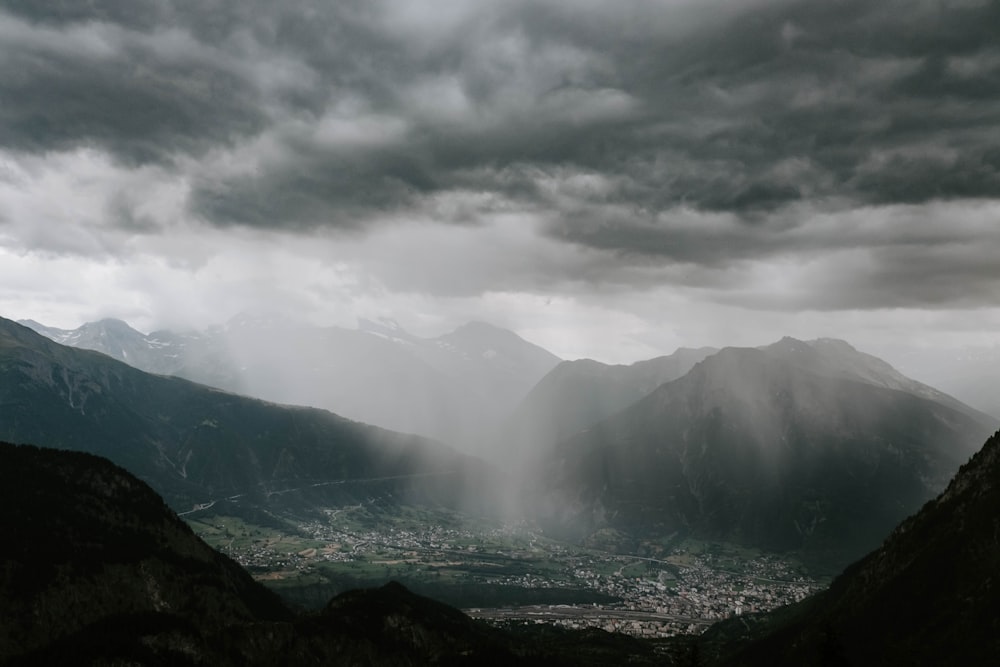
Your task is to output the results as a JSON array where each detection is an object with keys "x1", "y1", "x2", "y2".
[
  {"x1": 709, "y1": 430, "x2": 1000, "y2": 666},
  {"x1": 0, "y1": 441, "x2": 663, "y2": 666},
  {"x1": 0, "y1": 441, "x2": 288, "y2": 664},
  {"x1": 0, "y1": 316, "x2": 490, "y2": 518},
  {"x1": 539, "y1": 342, "x2": 995, "y2": 568}
]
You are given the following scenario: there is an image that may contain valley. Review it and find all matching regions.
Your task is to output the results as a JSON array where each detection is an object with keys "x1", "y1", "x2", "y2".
[
  {"x1": 5, "y1": 2, "x2": 1000, "y2": 661},
  {"x1": 6, "y1": 314, "x2": 997, "y2": 663},
  {"x1": 187, "y1": 503, "x2": 824, "y2": 639}
]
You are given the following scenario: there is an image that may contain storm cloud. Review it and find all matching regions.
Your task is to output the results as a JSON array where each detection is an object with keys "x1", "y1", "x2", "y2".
[{"x1": 2, "y1": 0, "x2": 1000, "y2": 359}]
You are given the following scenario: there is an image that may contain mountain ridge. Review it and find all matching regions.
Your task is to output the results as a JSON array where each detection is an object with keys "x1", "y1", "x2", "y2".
[
  {"x1": 761, "y1": 336, "x2": 991, "y2": 423},
  {"x1": 0, "y1": 316, "x2": 491, "y2": 517},
  {"x1": 19, "y1": 315, "x2": 561, "y2": 455},
  {"x1": 536, "y1": 341, "x2": 996, "y2": 568},
  {"x1": 502, "y1": 346, "x2": 718, "y2": 464}
]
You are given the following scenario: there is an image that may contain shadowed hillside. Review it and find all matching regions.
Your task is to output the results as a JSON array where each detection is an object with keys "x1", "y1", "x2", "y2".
[
  {"x1": 0, "y1": 441, "x2": 290, "y2": 664},
  {"x1": 709, "y1": 430, "x2": 1000, "y2": 666},
  {"x1": 0, "y1": 441, "x2": 668, "y2": 666},
  {"x1": 537, "y1": 343, "x2": 995, "y2": 568}
]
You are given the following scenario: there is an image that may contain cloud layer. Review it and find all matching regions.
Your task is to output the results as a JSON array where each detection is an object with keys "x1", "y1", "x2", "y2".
[{"x1": 2, "y1": 0, "x2": 999, "y2": 359}]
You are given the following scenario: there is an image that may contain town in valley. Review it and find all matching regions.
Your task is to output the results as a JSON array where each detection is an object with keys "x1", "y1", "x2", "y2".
[{"x1": 189, "y1": 503, "x2": 823, "y2": 639}]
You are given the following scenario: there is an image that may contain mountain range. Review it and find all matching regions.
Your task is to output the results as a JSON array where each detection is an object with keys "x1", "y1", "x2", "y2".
[
  {"x1": 10, "y1": 314, "x2": 996, "y2": 570},
  {"x1": 7, "y1": 309, "x2": 1000, "y2": 662},
  {"x1": 534, "y1": 337, "x2": 996, "y2": 568},
  {"x1": 0, "y1": 316, "x2": 490, "y2": 517},
  {"x1": 19, "y1": 315, "x2": 561, "y2": 457}
]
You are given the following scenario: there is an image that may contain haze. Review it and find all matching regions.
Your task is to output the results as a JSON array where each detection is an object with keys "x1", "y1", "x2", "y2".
[{"x1": 2, "y1": 0, "x2": 999, "y2": 382}]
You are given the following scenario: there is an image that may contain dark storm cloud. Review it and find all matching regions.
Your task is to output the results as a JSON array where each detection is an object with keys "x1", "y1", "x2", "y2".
[
  {"x1": 2, "y1": 1, "x2": 1000, "y2": 268},
  {"x1": 794, "y1": 241, "x2": 1000, "y2": 311},
  {"x1": 0, "y1": 7, "x2": 266, "y2": 165},
  {"x1": 190, "y1": 147, "x2": 433, "y2": 230}
]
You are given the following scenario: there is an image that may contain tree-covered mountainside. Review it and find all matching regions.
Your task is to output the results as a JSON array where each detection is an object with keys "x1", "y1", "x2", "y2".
[
  {"x1": 0, "y1": 316, "x2": 490, "y2": 516},
  {"x1": 710, "y1": 430, "x2": 1000, "y2": 666},
  {"x1": 0, "y1": 441, "x2": 666, "y2": 666},
  {"x1": 538, "y1": 343, "x2": 996, "y2": 568}
]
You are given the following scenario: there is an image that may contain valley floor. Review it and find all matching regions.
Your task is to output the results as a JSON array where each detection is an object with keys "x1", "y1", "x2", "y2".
[{"x1": 188, "y1": 503, "x2": 824, "y2": 640}]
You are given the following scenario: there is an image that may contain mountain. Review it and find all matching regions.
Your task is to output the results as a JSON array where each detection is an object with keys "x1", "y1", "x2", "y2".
[
  {"x1": 503, "y1": 347, "x2": 718, "y2": 461},
  {"x1": 0, "y1": 441, "x2": 290, "y2": 664},
  {"x1": 419, "y1": 321, "x2": 564, "y2": 411},
  {"x1": 760, "y1": 337, "x2": 988, "y2": 422},
  {"x1": 0, "y1": 441, "x2": 664, "y2": 666},
  {"x1": 17, "y1": 317, "x2": 238, "y2": 387},
  {"x1": 19, "y1": 317, "x2": 173, "y2": 370},
  {"x1": 20, "y1": 315, "x2": 561, "y2": 456},
  {"x1": 0, "y1": 316, "x2": 488, "y2": 516},
  {"x1": 535, "y1": 339, "x2": 996, "y2": 567},
  {"x1": 712, "y1": 430, "x2": 1000, "y2": 666}
]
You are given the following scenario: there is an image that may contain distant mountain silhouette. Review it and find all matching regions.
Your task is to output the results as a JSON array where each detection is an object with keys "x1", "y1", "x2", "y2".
[
  {"x1": 536, "y1": 340, "x2": 996, "y2": 568},
  {"x1": 711, "y1": 430, "x2": 1000, "y2": 666},
  {"x1": 0, "y1": 441, "x2": 662, "y2": 666},
  {"x1": 20, "y1": 315, "x2": 561, "y2": 456},
  {"x1": 503, "y1": 347, "x2": 717, "y2": 461},
  {"x1": 0, "y1": 316, "x2": 489, "y2": 517}
]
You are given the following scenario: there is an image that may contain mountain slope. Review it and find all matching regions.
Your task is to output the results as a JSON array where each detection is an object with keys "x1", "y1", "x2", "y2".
[
  {"x1": 20, "y1": 316, "x2": 561, "y2": 455},
  {"x1": 0, "y1": 442, "x2": 664, "y2": 666},
  {"x1": 538, "y1": 342, "x2": 996, "y2": 567},
  {"x1": 422, "y1": 320, "x2": 563, "y2": 409},
  {"x1": 504, "y1": 347, "x2": 718, "y2": 459},
  {"x1": 762, "y1": 337, "x2": 992, "y2": 423},
  {"x1": 0, "y1": 316, "x2": 487, "y2": 516},
  {"x1": 0, "y1": 441, "x2": 291, "y2": 664},
  {"x1": 716, "y1": 430, "x2": 1000, "y2": 666}
]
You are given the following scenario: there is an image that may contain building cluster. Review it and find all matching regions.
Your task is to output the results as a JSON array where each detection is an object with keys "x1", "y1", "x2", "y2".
[{"x1": 204, "y1": 512, "x2": 822, "y2": 640}]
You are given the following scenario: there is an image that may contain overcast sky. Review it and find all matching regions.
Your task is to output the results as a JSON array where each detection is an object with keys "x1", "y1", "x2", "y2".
[{"x1": 1, "y1": 0, "x2": 999, "y2": 363}]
